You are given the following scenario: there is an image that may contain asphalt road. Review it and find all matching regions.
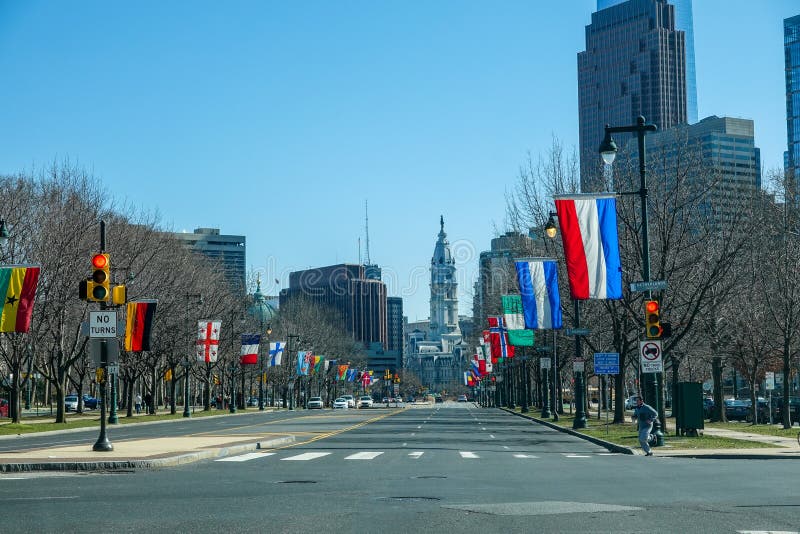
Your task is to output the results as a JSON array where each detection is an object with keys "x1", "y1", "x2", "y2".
[{"x1": 3, "y1": 403, "x2": 800, "y2": 533}]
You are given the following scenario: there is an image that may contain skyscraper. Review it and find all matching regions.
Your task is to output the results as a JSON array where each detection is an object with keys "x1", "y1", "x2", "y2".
[
  {"x1": 597, "y1": 0, "x2": 697, "y2": 124},
  {"x1": 578, "y1": 0, "x2": 687, "y2": 186},
  {"x1": 171, "y1": 227, "x2": 246, "y2": 293},
  {"x1": 785, "y1": 14, "x2": 800, "y2": 182}
]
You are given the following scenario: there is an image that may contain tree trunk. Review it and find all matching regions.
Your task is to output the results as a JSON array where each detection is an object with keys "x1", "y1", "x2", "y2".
[{"x1": 711, "y1": 357, "x2": 727, "y2": 422}]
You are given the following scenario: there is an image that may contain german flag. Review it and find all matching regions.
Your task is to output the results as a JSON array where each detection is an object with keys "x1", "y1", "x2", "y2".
[
  {"x1": 124, "y1": 300, "x2": 157, "y2": 351},
  {"x1": 0, "y1": 265, "x2": 40, "y2": 333}
]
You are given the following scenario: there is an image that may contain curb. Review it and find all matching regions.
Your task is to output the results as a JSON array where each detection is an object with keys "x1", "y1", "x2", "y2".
[
  {"x1": 500, "y1": 407, "x2": 636, "y2": 455},
  {"x1": 0, "y1": 435, "x2": 296, "y2": 473}
]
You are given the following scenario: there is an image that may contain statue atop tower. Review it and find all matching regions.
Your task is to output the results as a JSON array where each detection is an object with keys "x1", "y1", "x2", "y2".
[{"x1": 429, "y1": 216, "x2": 461, "y2": 349}]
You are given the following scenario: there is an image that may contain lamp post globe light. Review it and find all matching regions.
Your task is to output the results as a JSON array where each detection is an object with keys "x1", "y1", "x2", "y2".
[{"x1": 600, "y1": 116, "x2": 663, "y2": 446}]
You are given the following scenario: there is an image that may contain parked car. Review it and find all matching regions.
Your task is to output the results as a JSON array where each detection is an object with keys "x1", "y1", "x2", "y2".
[
  {"x1": 64, "y1": 395, "x2": 79, "y2": 412},
  {"x1": 358, "y1": 396, "x2": 373, "y2": 408},
  {"x1": 341, "y1": 395, "x2": 355, "y2": 408},
  {"x1": 774, "y1": 397, "x2": 800, "y2": 425},
  {"x1": 703, "y1": 397, "x2": 714, "y2": 419},
  {"x1": 435, "y1": 395, "x2": 444, "y2": 403},
  {"x1": 307, "y1": 397, "x2": 324, "y2": 409},
  {"x1": 624, "y1": 396, "x2": 639, "y2": 410},
  {"x1": 247, "y1": 397, "x2": 259, "y2": 407},
  {"x1": 332, "y1": 397, "x2": 349, "y2": 409},
  {"x1": 457, "y1": 394, "x2": 468, "y2": 402},
  {"x1": 0, "y1": 398, "x2": 8, "y2": 417},
  {"x1": 83, "y1": 395, "x2": 98, "y2": 410},
  {"x1": 724, "y1": 399, "x2": 750, "y2": 421}
]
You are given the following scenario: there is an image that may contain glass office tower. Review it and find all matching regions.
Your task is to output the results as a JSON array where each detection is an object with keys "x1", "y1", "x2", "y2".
[
  {"x1": 598, "y1": 0, "x2": 697, "y2": 124},
  {"x1": 785, "y1": 14, "x2": 800, "y2": 182}
]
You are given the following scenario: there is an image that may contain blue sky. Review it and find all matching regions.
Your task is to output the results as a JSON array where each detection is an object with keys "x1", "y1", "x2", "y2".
[{"x1": 0, "y1": 0, "x2": 797, "y2": 321}]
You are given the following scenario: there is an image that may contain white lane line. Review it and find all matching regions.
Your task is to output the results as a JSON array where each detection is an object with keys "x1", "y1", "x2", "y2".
[
  {"x1": 513, "y1": 454, "x2": 539, "y2": 459},
  {"x1": 503, "y1": 446, "x2": 509, "y2": 449},
  {"x1": 489, "y1": 435, "x2": 496, "y2": 439},
  {"x1": 402, "y1": 442, "x2": 407, "y2": 447},
  {"x1": 459, "y1": 451, "x2": 479, "y2": 459},
  {"x1": 345, "y1": 451, "x2": 384, "y2": 460},
  {"x1": 737, "y1": 531, "x2": 800, "y2": 534},
  {"x1": 597, "y1": 453, "x2": 617, "y2": 456},
  {"x1": 408, "y1": 451, "x2": 424, "y2": 459},
  {"x1": 216, "y1": 452, "x2": 275, "y2": 462},
  {"x1": 411, "y1": 433, "x2": 416, "y2": 436},
  {"x1": 417, "y1": 425, "x2": 422, "y2": 429},
  {"x1": 281, "y1": 452, "x2": 332, "y2": 461},
  {"x1": 481, "y1": 427, "x2": 487, "y2": 431},
  {"x1": 564, "y1": 454, "x2": 591, "y2": 458}
]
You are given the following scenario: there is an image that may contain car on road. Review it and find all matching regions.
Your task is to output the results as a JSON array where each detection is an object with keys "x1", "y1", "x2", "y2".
[
  {"x1": 64, "y1": 395, "x2": 79, "y2": 412},
  {"x1": 247, "y1": 397, "x2": 259, "y2": 407},
  {"x1": 82, "y1": 395, "x2": 98, "y2": 410},
  {"x1": 332, "y1": 397, "x2": 349, "y2": 409},
  {"x1": 307, "y1": 396, "x2": 324, "y2": 409},
  {"x1": 341, "y1": 395, "x2": 355, "y2": 408},
  {"x1": 457, "y1": 395, "x2": 468, "y2": 402},
  {"x1": 624, "y1": 396, "x2": 639, "y2": 410},
  {"x1": 358, "y1": 396, "x2": 373, "y2": 408},
  {"x1": 435, "y1": 395, "x2": 444, "y2": 403}
]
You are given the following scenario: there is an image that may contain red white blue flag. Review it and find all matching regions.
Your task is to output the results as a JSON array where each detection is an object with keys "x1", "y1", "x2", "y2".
[
  {"x1": 240, "y1": 334, "x2": 260, "y2": 365},
  {"x1": 554, "y1": 195, "x2": 622, "y2": 300},
  {"x1": 515, "y1": 259, "x2": 563, "y2": 329}
]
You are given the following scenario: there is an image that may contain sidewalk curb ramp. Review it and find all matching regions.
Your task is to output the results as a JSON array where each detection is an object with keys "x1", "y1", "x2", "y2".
[
  {"x1": 500, "y1": 407, "x2": 636, "y2": 455},
  {"x1": 0, "y1": 435, "x2": 296, "y2": 473}
]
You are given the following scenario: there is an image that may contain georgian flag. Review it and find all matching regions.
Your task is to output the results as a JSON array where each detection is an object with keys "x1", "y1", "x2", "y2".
[
  {"x1": 554, "y1": 195, "x2": 622, "y2": 300},
  {"x1": 196, "y1": 320, "x2": 221, "y2": 363},
  {"x1": 240, "y1": 334, "x2": 260, "y2": 365}
]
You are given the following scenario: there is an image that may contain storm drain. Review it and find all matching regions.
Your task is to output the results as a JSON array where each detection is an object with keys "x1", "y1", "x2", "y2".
[{"x1": 275, "y1": 480, "x2": 317, "y2": 484}]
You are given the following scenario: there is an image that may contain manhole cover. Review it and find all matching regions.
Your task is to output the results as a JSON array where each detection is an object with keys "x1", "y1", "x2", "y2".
[
  {"x1": 412, "y1": 475, "x2": 447, "y2": 479},
  {"x1": 276, "y1": 480, "x2": 317, "y2": 484}
]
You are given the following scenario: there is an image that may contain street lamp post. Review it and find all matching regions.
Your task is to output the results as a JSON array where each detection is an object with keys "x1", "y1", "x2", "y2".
[
  {"x1": 228, "y1": 364, "x2": 237, "y2": 413},
  {"x1": 600, "y1": 115, "x2": 663, "y2": 445},
  {"x1": 259, "y1": 324, "x2": 271, "y2": 411},
  {"x1": 184, "y1": 294, "x2": 202, "y2": 418}
]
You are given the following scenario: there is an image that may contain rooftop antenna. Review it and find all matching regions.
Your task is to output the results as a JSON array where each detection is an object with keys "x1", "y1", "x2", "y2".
[{"x1": 364, "y1": 199, "x2": 371, "y2": 265}]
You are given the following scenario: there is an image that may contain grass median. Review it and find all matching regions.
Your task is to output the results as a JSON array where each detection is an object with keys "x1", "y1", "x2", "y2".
[
  {"x1": 0, "y1": 406, "x2": 276, "y2": 436},
  {"x1": 511, "y1": 408, "x2": 776, "y2": 450}
]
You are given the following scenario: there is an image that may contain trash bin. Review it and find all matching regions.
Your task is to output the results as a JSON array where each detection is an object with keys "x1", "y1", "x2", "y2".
[{"x1": 675, "y1": 382, "x2": 704, "y2": 436}]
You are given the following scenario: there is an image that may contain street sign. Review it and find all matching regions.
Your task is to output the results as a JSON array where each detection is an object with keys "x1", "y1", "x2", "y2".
[
  {"x1": 90, "y1": 338, "x2": 119, "y2": 367},
  {"x1": 88, "y1": 311, "x2": 118, "y2": 338},
  {"x1": 593, "y1": 352, "x2": 620, "y2": 375},
  {"x1": 766, "y1": 372, "x2": 775, "y2": 390},
  {"x1": 573, "y1": 358, "x2": 585, "y2": 372},
  {"x1": 566, "y1": 328, "x2": 591, "y2": 336},
  {"x1": 540, "y1": 357, "x2": 552, "y2": 369},
  {"x1": 630, "y1": 280, "x2": 667, "y2": 292},
  {"x1": 639, "y1": 340, "x2": 663, "y2": 372}
]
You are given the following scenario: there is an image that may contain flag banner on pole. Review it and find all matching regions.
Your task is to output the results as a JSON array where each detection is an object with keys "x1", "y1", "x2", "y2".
[
  {"x1": 488, "y1": 317, "x2": 515, "y2": 358},
  {"x1": 124, "y1": 299, "x2": 157, "y2": 351},
  {"x1": 501, "y1": 294, "x2": 535, "y2": 346},
  {"x1": 554, "y1": 195, "x2": 623, "y2": 300},
  {"x1": 346, "y1": 368, "x2": 357, "y2": 382},
  {"x1": 338, "y1": 365, "x2": 348, "y2": 381},
  {"x1": 196, "y1": 320, "x2": 221, "y2": 363},
  {"x1": 482, "y1": 330, "x2": 499, "y2": 364},
  {"x1": 323, "y1": 359, "x2": 330, "y2": 373},
  {"x1": 297, "y1": 351, "x2": 311, "y2": 376},
  {"x1": 0, "y1": 265, "x2": 40, "y2": 333},
  {"x1": 311, "y1": 356, "x2": 324, "y2": 374},
  {"x1": 268, "y1": 342, "x2": 284, "y2": 367},
  {"x1": 240, "y1": 334, "x2": 260, "y2": 365},
  {"x1": 515, "y1": 259, "x2": 563, "y2": 329}
]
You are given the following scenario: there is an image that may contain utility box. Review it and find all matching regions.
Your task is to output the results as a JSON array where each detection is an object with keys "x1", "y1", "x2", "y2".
[{"x1": 675, "y1": 382, "x2": 704, "y2": 436}]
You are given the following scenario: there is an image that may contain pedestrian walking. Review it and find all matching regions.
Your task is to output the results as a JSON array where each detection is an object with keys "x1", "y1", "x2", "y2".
[
  {"x1": 144, "y1": 393, "x2": 153, "y2": 415},
  {"x1": 633, "y1": 396, "x2": 658, "y2": 456},
  {"x1": 134, "y1": 394, "x2": 142, "y2": 414}
]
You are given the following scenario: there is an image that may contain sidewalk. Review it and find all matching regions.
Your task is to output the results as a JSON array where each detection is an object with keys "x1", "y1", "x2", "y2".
[
  {"x1": 0, "y1": 409, "x2": 294, "y2": 473},
  {"x1": 503, "y1": 408, "x2": 800, "y2": 459}
]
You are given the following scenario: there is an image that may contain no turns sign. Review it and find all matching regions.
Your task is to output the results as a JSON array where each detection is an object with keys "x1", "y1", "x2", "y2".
[{"x1": 639, "y1": 340, "x2": 663, "y2": 373}]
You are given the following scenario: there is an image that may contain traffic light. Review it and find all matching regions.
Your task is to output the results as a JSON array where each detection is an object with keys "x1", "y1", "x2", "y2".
[
  {"x1": 87, "y1": 253, "x2": 111, "y2": 302},
  {"x1": 111, "y1": 284, "x2": 127, "y2": 306},
  {"x1": 644, "y1": 299, "x2": 663, "y2": 339}
]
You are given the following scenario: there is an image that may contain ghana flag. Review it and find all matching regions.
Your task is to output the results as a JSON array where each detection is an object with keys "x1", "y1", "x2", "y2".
[
  {"x1": 0, "y1": 265, "x2": 40, "y2": 333},
  {"x1": 124, "y1": 300, "x2": 157, "y2": 351}
]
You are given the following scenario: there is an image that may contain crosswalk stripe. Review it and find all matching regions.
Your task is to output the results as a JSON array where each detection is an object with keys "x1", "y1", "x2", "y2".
[
  {"x1": 460, "y1": 451, "x2": 479, "y2": 459},
  {"x1": 565, "y1": 454, "x2": 591, "y2": 458},
  {"x1": 345, "y1": 452, "x2": 383, "y2": 460},
  {"x1": 281, "y1": 452, "x2": 331, "y2": 461},
  {"x1": 216, "y1": 452, "x2": 275, "y2": 462},
  {"x1": 513, "y1": 454, "x2": 539, "y2": 459},
  {"x1": 408, "y1": 452, "x2": 424, "y2": 459}
]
